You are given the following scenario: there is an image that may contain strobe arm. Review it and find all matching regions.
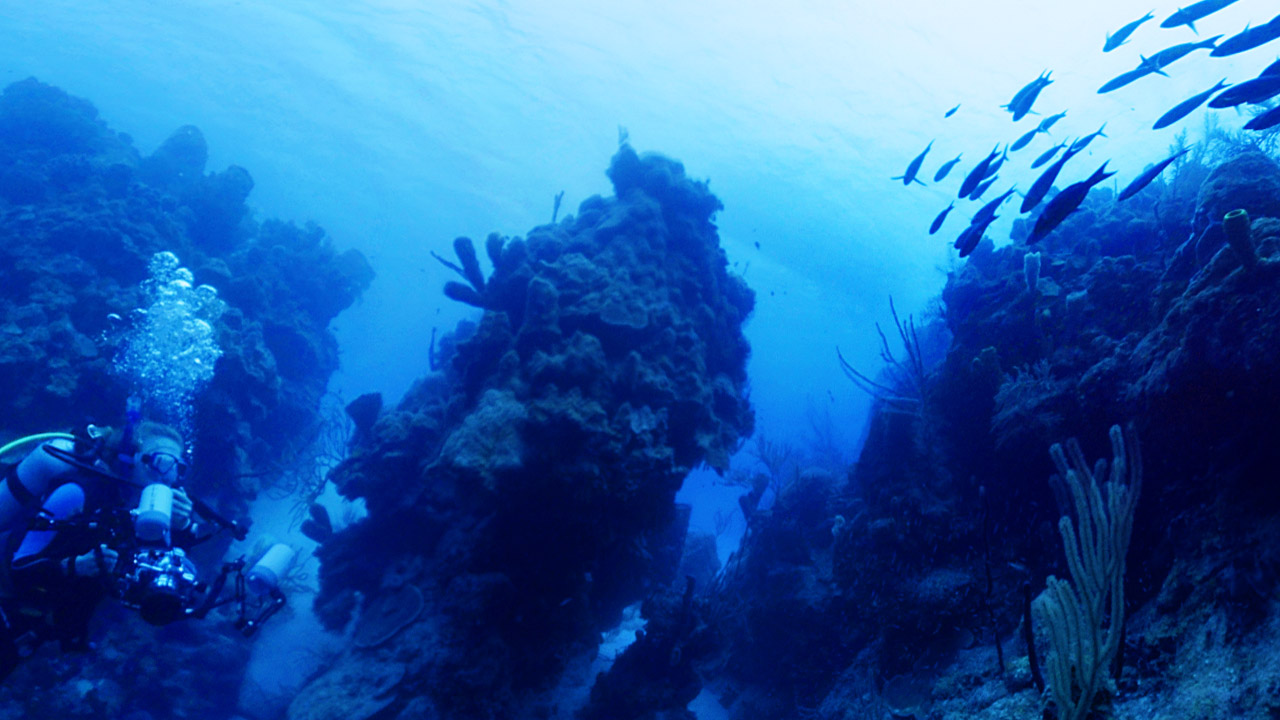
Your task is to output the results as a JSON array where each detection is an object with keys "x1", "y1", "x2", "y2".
[
  {"x1": 189, "y1": 558, "x2": 245, "y2": 620},
  {"x1": 237, "y1": 588, "x2": 286, "y2": 637}
]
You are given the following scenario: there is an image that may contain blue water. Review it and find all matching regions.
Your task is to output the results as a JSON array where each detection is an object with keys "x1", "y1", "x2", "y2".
[
  {"x1": 1, "y1": 1, "x2": 1266, "y2": 448},
  {"x1": 0, "y1": 0, "x2": 1274, "y2": 715}
]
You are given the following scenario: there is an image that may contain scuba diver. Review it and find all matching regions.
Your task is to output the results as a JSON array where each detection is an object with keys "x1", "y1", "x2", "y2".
[{"x1": 0, "y1": 399, "x2": 293, "y2": 681}]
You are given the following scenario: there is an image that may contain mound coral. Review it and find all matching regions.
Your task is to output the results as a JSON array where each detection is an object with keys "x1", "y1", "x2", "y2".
[{"x1": 299, "y1": 145, "x2": 753, "y2": 717}]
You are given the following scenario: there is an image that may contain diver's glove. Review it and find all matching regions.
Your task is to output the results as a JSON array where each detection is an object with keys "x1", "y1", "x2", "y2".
[
  {"x1": 66, "y1": 545, "x2": 118, "y2": 577},
  {"x1": 171, "y1": 487, "x2": 193, "y2": 531}
]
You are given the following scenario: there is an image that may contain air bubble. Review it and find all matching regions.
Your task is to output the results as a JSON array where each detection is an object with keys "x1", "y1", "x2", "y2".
[{"x1": 115, "y1": 251, "x2": 226, "y2": 437}]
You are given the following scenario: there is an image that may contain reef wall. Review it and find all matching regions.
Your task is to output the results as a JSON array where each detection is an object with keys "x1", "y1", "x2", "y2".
[
  {"x1": 0, "y1": 78, "x2": 372, "y2": 719},
  {"x1": 292, "y1": 145, "x2": 754, "y2": 719},
  {"x1": 707, "y1": 140, "x2": 1280, "y2": 719}
]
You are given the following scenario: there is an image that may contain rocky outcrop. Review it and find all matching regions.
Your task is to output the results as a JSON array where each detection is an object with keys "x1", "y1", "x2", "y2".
[{"x1": 295, "y1": 145, "x2": 753, "y2": 719}]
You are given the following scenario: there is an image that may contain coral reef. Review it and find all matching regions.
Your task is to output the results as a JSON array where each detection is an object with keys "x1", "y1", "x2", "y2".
[
  {"x1": 294, "y1": 145, "x2": 753, "y2": 718},
  {"x1": 577, "y1": 578, "x2": 714, "y2": 720},
  {"x1": 353, "y1": 585, "x2": 425, "y2": 649},
  {"x1": 287, "y1": 654, "x2": 405, "y2": 720},
  {"x1": 0, "y1": 78, "x2": 371, "y2": 719},
  {"x1": 702, "y1": 141, "x2": 1280, "y2": 719}
]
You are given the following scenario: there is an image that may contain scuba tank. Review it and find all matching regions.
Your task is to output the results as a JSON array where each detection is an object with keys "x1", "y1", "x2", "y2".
[
  {"x1": 0, "y1": 395, "x2": 141, "y2": 534},
  {"x1": 0, "y1": 436, "x2": 77, "y2": 534}
]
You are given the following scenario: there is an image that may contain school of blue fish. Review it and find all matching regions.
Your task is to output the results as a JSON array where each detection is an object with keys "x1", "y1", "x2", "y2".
[{"x1": 902, "y1": 0, "x2": 1280, "y2": 257}]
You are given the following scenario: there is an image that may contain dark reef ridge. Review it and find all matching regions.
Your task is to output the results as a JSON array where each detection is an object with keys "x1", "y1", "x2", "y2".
[
  {"x1": 705, "y1": 135, "x2": 1280, "y2": 719},
  {"x1": 0, "y1": 77, "x2": 372, "y2": 719},
  {"x1": 292, "y1": 145, "x2": 754, "y2": 719}
]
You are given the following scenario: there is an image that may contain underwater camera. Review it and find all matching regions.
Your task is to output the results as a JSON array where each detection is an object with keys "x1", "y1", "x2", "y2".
[
  {"x1": 110, "y1": 483, "x2": 294, "y2": 632},
  {"x1": 117, "y1": 483, "x2": 196, "y2": 625},
  {"x1": 120, "y1": 545, "x2": 200, "y2": 626}
]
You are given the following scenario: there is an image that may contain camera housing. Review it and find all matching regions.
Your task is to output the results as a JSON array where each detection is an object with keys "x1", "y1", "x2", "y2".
[{"x1": 119, "y1": 546, "x2": 200, "y2": 626}]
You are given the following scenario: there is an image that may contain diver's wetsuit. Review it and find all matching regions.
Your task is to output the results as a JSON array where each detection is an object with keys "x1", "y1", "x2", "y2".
[
  {"x1": 0, "y1": 431, "x2": 217, "y2": 681},
  {"x1": 0, "y1": 459, "x2": 123, "y2": 681},
  {"x1": 0, "y1": 523, "x2": 114, "y2": 679}
]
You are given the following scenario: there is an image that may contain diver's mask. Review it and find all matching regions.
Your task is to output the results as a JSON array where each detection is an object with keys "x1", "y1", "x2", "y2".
[
  {"x1": 141, "y1": 451, "x2": 188, "y2": 484},
  {"x1": 135, "y1": 435, "x2": 189, "y2": 487}
]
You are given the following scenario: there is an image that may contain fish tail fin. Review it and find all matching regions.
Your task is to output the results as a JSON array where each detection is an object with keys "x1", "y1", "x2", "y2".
[{"x1": 913, "y1": 178, "x2": 927, "y2": 187}]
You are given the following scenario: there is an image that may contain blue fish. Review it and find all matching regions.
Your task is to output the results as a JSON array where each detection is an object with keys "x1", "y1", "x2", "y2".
[
  {"x1": 971, "y1": 174, "x2": 999, "y2": 200},
  {"x1": 958, "y1": 145, "x2": 1001, "y2": 199},
  {"x1": 929, "y1": 203, "x2": 955, "y2": 234},
  {"x1": 983, "y1": 147, "x2": 1009, "y2": 180},
  {"x1": 1036, "y1": 111, "x2": 1068, "y2": 133},
  {"x1": 893, "y1": 140, "x2": 933, "y2": 186},
  {"x1": 1117, "y1": 150, "x2": 1189, "y2": 201},
  {"x1": 954, "y1": 222, "x2": 980, "y2": 253},
  {"x1": 1210, "y1": 14, "x2": 1280, "y2": 57},
  {"x1": 1003, "y1": 71, "x2": 1052, "y2": 121},
  {"x1": 1010, "y1": 127, "x2": 1041, "y2": 152},
  {"x1": 1030, "y1": 142, "x2": 1066, "y2": 170},
  {"x1": 945, "y1": 103, "x2": 961, "y2": 118},
  {"x1": 1105, "y1": 11, "x2": 1155, "y2": 51},
  {"x1": 934, "y1": 154, "x2": 963, "y2": 182},
  {"x1": 1208, "y1": 74, "x2": 1280, "y2": 108},
  {"x1": 957, "y1": 214, "x2": 998, "y2": 258},
  {"x1": 1154, "y1": 80, "x2": 1229, "y2": 129},
  {"x1": 1160, "y1": 0, "x2": 1240, "y2": 34},
  {"x1": 1245, "y1": 104, "x2": 1280, "y2": 130},
  {"x1": 1099, "y1": 66, "x2": 1156, "y2": 94},
  {"x1": 1141, "y1": 36, "x2": 1222, "y2": 74},
  {"x1": 1070, "y1": 123, "x2": 1108, "y2": 153},
  {"x1": 1028, "y1": 162, "x2": 1115, "y2": 244},
  {"x1": 971, "y1": 186, "x2": 1017, "y2": 227},
  {"x1": 1022, "y1": 142, "x2": 1082, "y2": 214}
]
